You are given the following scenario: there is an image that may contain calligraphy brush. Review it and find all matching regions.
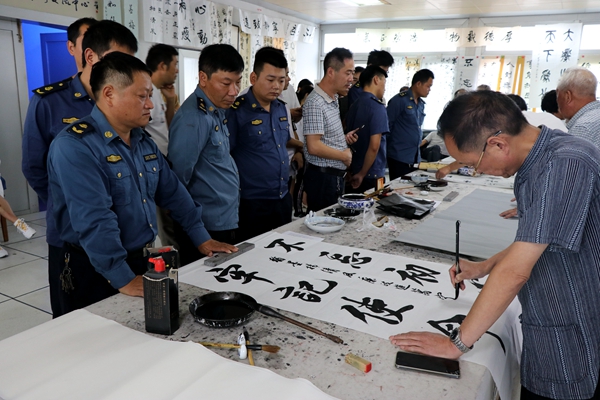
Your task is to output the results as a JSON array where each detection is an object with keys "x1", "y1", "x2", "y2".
[
  {"x1": 198, "y1": 342, "x2": 281, "y2": 353},
  {"x1": 454, "y1": 220, "x2": 461, "y2": 300},
  {"x1": 243, "y1": 328, "x2": 255, "y2": 366}
]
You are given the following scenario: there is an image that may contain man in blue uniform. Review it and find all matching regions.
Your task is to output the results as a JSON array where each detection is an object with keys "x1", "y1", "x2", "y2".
[
  {"x1": 168, "y1": 44, "x2": 244, "y2": 265},
  {"x1": 22, "y1": 20, "x2": 138, "y2": 318},
  {"x1": 227, "y1": 47, "x2": 292, "y2": 242},
  {"x1": 47, "y1": 52, "x2": 236, "y2": 313},
  {"x1": 346, "y1": 66, "x2": 389, "y2": 193},
  {"x1": 386, "y1": 68, "x2": 434, "y2": 180},
  {"x1": 66, "y1": 18, "x2": 97, "y2": 73},
  {"x1": 347, "y1": 50, "x2": 394, "y2": 108}
]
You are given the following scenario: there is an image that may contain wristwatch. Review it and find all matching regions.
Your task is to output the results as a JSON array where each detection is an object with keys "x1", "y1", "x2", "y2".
[{"x1": 450, "y1": 327, "x2": 473, "y2": 353}]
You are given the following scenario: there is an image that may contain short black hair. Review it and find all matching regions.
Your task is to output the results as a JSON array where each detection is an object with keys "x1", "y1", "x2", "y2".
[
  {"x1": 323, "y1": 47, "x2": 353, "y2": 74},
  {"x1": 437, "y1": 90, "x2": 528, "y2": 152},
  {"x1": 507, "y1": 94, "x2": 527, "y2": 111},
  {"x1": 145, "y1": 44, "x2": 178, "y2": 72},
  {"x1": 67, "y1": 18, "x2": 97, "y2": 44},
  {"x1": 198, "y1": 44, "x2": 244, "y2": 78},
  {"x1": 297, "y1": 85, "x2": 314, "y2": 103},
  {"x1": 90, "y1": 52, "x2": 151, "y2": 99},
  {"x1": 367, "y1": 50, "x2": 394, "y2": 68},
  {"x1": 541, "y1": 90, "x2": 559, "y2": 113},
  {"x1": 411, "y1": 69, "x2": 434, "y2": 86},
  {"x1": 253, "y1": 46, "x2": 287, "y2": 75},
  {"x1": 297, "y1": 79, "x2": 313, "y2": 91},
  {"x1": 81, "y1": 20, "x2": 138, "y2": 68},
  {"x1": 354, "y1": 66, "x2": 365, "y2": 74},
  {"x1": 359, "y1": 65, "x2": 387, "y2": 88}
]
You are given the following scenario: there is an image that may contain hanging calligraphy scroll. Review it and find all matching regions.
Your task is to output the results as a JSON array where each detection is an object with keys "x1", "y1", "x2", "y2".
[
  {"x1": 123, "y1": 0, "x2": 139, "y2": 37},
  {"x1": 529, "y1": 23, "x2": 582, "y2": 109}
]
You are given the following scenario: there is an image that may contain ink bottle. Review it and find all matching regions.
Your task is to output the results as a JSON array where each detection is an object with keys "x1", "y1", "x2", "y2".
[{"x1": 143, "y1": 256, "x2": 180, "y2": 335}]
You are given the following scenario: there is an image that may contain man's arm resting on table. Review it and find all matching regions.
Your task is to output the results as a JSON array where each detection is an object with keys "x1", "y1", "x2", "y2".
[{"x1": 390, "y1": 241, "x2": 547, "y2": 359}]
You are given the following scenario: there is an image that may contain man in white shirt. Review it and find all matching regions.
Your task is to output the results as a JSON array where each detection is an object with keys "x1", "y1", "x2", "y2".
[
  {"x1": 145, "y1": 44, "x2": 180, "y2": 246},
  {"x1": 145, "y1": 44, "x2": 179, "y2": 156}
]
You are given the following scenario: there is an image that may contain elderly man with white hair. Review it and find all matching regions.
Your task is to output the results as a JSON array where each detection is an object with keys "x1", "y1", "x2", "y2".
[{"x1": 556, "y1": 67, "x2": 600, "y2": 147}]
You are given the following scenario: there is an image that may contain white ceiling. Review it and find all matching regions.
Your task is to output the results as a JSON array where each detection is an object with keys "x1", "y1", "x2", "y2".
[{"x1": 243, "y1": 0, "x2": 600, "y2": 24}]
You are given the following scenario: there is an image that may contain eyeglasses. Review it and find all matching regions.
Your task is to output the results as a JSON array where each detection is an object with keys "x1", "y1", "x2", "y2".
[{"x1": 471, "y1": 130, "x2": 502, "y2": 176}]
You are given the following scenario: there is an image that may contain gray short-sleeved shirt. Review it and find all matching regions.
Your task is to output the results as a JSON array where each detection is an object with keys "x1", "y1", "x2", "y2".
[
  {"x1": 302, "y1": 84, "x2": 347, "y2": 170},
  {"x1": 566, "y1": 100, "x2": 600, "y2": 148},
  {"x1": 514, "y1": 126, "x2": 600, "y2": 399}
]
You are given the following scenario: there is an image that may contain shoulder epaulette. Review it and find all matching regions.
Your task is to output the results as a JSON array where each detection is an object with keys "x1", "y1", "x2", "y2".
[
  {"x1": 142, "y1": 128, "x2": 152, "y2": 138},
  {"x1": 32, "y1": 76, "x2": 73, "y2": 97},
  {"x1": 399, "y1": 91, "x2": 407, "y2": 97},
  {"x1": 197, "y1": 97, "x2": 207, "y2": 114},
  {"x1": 277, "y1": 98, "x2": 286, "y2": 105},
  {"x1": 371, "y1": 97, "x2": 384, "y2": 105},
  {"x1": 67, "y1": 121, "x2": 93, "y2": 136},
  {"x1": 354, "y1": 82, "x2": 360, "y2": 88},
  {"x1": 230, "y1": 95, "x2": 246, "y2": 110}
]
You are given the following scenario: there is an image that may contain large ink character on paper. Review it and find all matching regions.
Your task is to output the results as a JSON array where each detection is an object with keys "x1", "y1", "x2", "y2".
[
  {"x1": 341, "y1": 296, "x2": 414, "y2": 325},
  {"x1": 319, "y1": 251, "x2": 372, "y2": 269},
  {"x1": 385, "y1": 264, "x2": 440, "y2": 286},
  {"x1": 275, "y1": 280, "x2": 338, "y2": 302},
  {"x1": 207, "y1": 264, "x2": 274, "y2": 285},
  {"x1": 428, "y1": 314, "x2": 506, "y2": 354}
]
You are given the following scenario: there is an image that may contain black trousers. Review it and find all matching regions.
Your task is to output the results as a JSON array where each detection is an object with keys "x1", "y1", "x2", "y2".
[
  {"x1": 48, "y1": 244, "x2": 65, "y2": 318},
  {"x1": 237, "y1": 193, "x2": 292, "y2": 242},
  {"x1": 173, "y1": 222, "x2": 238, "y2": 267},
  {"x1": 292, "y1": 166, "x2": 305, "y2": 215},
  {"x1": 387, "y1": 157, "x2": 416, "y2": 181},
  {"x1": 55, "y1": 244, "x2": 149, "y2": 317},
  {"x1": 346, "y1": 177, "x2": 382, "y2": 195},
  {"x1": 304, "y1": 168, "x2": 345, "y2": 213}
]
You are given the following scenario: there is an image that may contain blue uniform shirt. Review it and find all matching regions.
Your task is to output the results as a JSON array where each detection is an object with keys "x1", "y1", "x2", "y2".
[
  {"x1": 346, "y1": 91, "x2": 389, "y2": 178},
  {"x1": 168, "y1": 86, "x2": 240, "y2": 231},
  {"x1": 48, "y1": 106, "x2": 210, "y2": 289},
  {"x1": 386, "y1": 89, "x2": 426, "y2": 164},
  {"x1": 22, "y1": 74, "x2": 94, "y2": 247},
  {"x1": 347, "y1": 82, "x2": 364, "y2": 108},
  {"x1": 227, "y1": 88, "x2": 291, "y2": 200}
]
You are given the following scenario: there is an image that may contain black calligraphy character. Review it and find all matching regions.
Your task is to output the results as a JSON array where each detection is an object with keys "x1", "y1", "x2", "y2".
[
  {"x1": 179, "y1": 0, "x2": 187, "y2": 19},
  {"x1": 502, "y1": 30, "x2": 513, "y2": 43},
  {"x1": 195, "y1": 5, "x2": 206, "y2": 15},
  {"x1": 484, "y1": 31, "x2": 494, "y2": 42},
  {"x1": 173, "y1": 21, "x2": 179, "y2": 28},
  {"x1": 165, "y1": 0, "x2": 171, "y2": 4},
  {"x1": 561, "y1": 48, "x2": 572, "y2": 62},
  {"x1": 272, "y1": 21, "x2": 279, "y2": 34},
  {"x1": 412, "y1": 288, "x2": 431, "y2": 296},
  {"x1": 449, "y1": 32, "x2": 460, "y2": 42},
  {"x1": 320, "y1": 267, "x2": 340, "y2": 274},
  {"x1": 506, "y1": 62, "x2": 515, "y2": 67},
  {"x1": 265, "y1": 238, "x2": 305, "y2": 253},
  {"x1": 269, "y1": 256, "x2": 285, "y2": 263},
  {"x1": 428, "y1": 314, "x2": 505, "y2": 354},
  {"x1": 380, "y1": 33, "x2": 386, "y2": 42},
  {"x1": 206, "y1": 264, "x2": 274, "y2": 285},
  {"x1": 393, "y1": 33, "x2": 401, "y2": 43},
  {"x1": 381, "y1": 281, "x2": 393, "y2": 287},
  {"x1": 505, "y1": 71, "x2": 513, "y2": 79},
  {"x1": 539, "y1": 88, "x2": 548, "y2": 98},
  {"x1": 319, "y1": 251, "x2": 372, "y2": 269},
  {"x1": 503, "y1": 81, "x2": 511, "y2": 90},
  {"x1": 128, "y1": 21, "x2": 135, "y2": 30},
  {"x1": 341, "y1": 296, "x2": 414, "y2": 325},
  {"x1": 464, "y1": 58, "x2": 473, "y2": 67},
  {"x1": 541, "y1": 69, "x2": 551, "y2": 83},
  {"x1": 275, "y1": 280, "x2": 338, "y2": 302},
  {"x1": 385, "y1": 264, "x2": 440, "y2": 286},
  {"x1": 128, "y1": 4, "x2": 133, "y2": 13},
  {"x1": 263, "y1": 21, "x2": 270, "y2": 32},
  {"x1": 524, "y1": 92, "x2": 530, "y2": 99},
  {"x1": 410, "y1": 33, "x2": 417, "y2": 42},
  {"x1": 467, "y1": 30, "x2": 476, "y2": 43},
  {"x1": 253, "y1": 19, "x2": 260, "y2": 30},
  {"x1": 287, "y1": 260, "x2": 302, "y2": 268},
  {"x1": 197, "y1": 29, "x2": 208, "y2": 45},
  {"x1": 564, "y1": 29, "x2": 574, "y2": 41},
  {"x1": 582, "y1": 62, "x2": 591, "y2": 68},
  {"x1": 395, "y1": 284, "x2": 410, "y2": 290},
  {"x1": 150, "y1": 28, "x2": 157, "y2": 36},
  {"x1": 543, "y1": 49, "x2": 553, "y2": 62},
  {"x1": 526, "y1": 71, "x2": 531, "y2": 79},
  {"x1": 436, "y1": 292, "x2": 453, "y2": 300},
  {"x1": 359, "y1": 276, "x2": 376, "y2": 284},
  {"x1": 524, "y1": 82, "x2": 530, "y2": 89},
  {"x1": 343, "y1": 272, "x2": 356, "y2": 278},
  {"x1": 305, "y1": 264, "x2": 318, "y2": 270},
  {"x1": 470, "y1": 279, "x2": 484, "y2": 289},
  {"x1": 545, "y1": 30, "x2": 556, "y2": 43}
]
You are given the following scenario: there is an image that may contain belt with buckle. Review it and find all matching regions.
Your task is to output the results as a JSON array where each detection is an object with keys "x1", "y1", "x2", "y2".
[{"x1": 307, "y1": 163, "x2": 347, "y2": 177}]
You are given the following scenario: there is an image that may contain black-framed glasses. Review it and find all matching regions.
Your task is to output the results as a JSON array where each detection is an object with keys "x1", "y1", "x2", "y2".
[{"x1": 471, "y1": 130, "x2": 502, "y2": 176}]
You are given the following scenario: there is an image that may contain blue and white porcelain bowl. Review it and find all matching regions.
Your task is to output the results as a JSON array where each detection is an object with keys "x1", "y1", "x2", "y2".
[{"x1": 338, "y1": 194, "x2": 375, "y2": 210}]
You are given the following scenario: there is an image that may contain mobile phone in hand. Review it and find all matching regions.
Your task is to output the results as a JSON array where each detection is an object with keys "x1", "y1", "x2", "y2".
[{"x1": 395, "y1": 351, "x2": 460, "y2": 379}]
